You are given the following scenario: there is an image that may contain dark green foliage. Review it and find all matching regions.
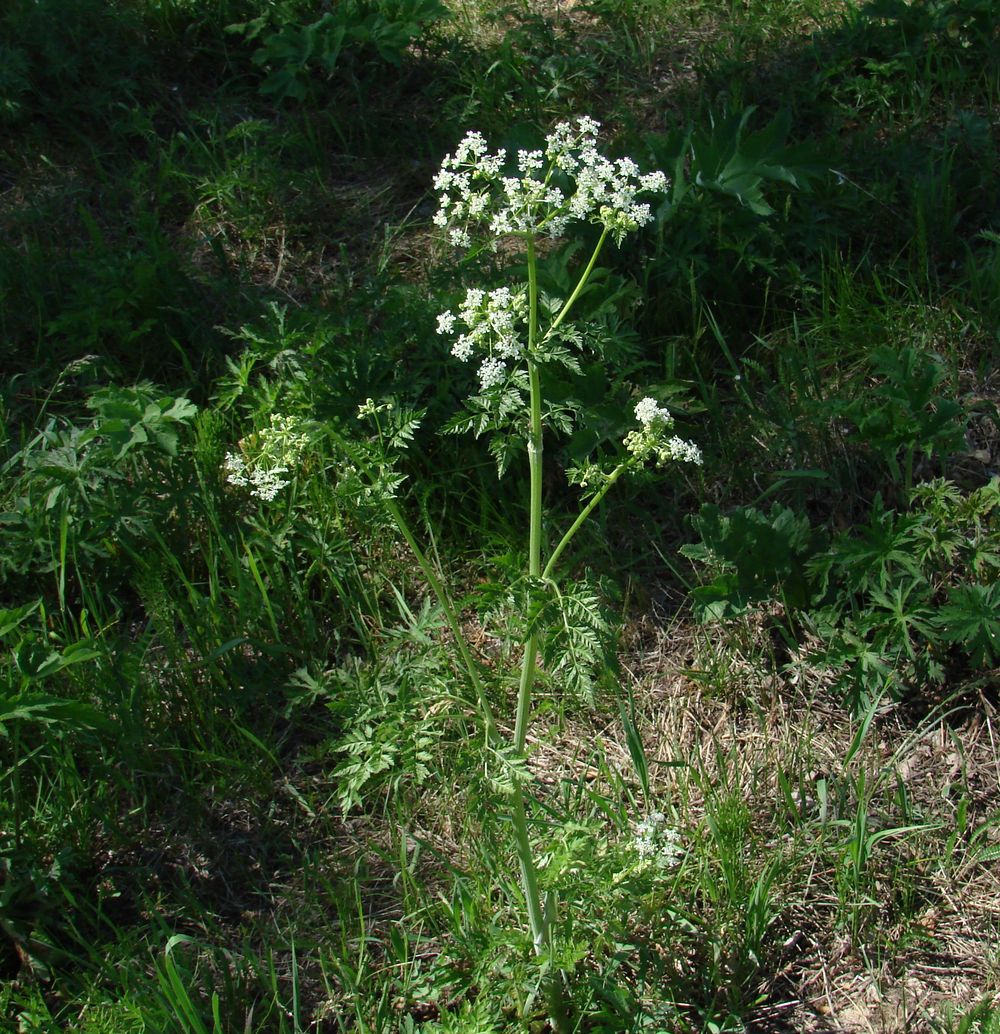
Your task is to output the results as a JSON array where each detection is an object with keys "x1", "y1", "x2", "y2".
[
  {"x1": 936, "y1": 582, "x2": 1000, "y2": 667},
  {"x1": 0, "y1": 0, "x2": 156, "y2": 127},
  {"x1": 330, "y1": 604, "x2": 455, "y2": 812},
  {"x1": 230, "y1": 0, "x2": 450, "y2": 101},
  {"x1": 853, "y1": 0, "x2": 997, "y2": 57},
  {"x1": 837, "y1": 346, "x2": 967, "y2": 490},
  {"x1": 639, "y1": 107, "x2": 832, "y2": 340},
  {"x1": 681, "y1": 503, "x2": 827, "y2": 617},
  {"x1": 685, "y1": 478, "x2": 1000, "y2": 707},
  {"x1": 1, "y1": 385, "x2": 198, "y2": 605}
]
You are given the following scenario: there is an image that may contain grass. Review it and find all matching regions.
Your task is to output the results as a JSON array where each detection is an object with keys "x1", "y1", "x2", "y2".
[{"x1": 2, "y1": 0, "x2": 999, "y2": 1029}]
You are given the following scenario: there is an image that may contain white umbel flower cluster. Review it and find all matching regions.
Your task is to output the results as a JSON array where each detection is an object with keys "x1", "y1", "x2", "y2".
[
  {"x1": 224, "y1": 413, "x2": 309, "y2": 502},
  {"x1": 436, "y1": 285, "x2": 528, "y2": 391},
  {"x1": 625, "y1": 397, "x2": 702, "y2": 467},
  {"x1": 634, "y1": 396, "x2": 672, "y2": 427},
  {"x1": 633, "y1": 811, "x2": 683, "y2": 868},
  {"x1": 433, "y1": 117, "x2": 669, "y2": 247}
]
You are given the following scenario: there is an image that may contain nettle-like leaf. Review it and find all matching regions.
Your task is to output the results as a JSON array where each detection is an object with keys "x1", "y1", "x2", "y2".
[
  {"x1": 936, "y1": 583, "x2": 1000, "y2": 667},
  {"x1": 687, "y1": 106, "x2": 824, "y2": 216},
  {"x1": 88, "y1": 384, "x2": 198, "y2": 459},
  {"x1": 863, "y1": 579, "x2": 937, "y2": 661},
  {"x1": 442, "y1": 377, "x2": 531, "y2": 477},
  {"x1": 486, "y1": 744, "x2": 535, "y2": 796},
  {"x1": 908, "y1": 478, "x2": 967, "y2": 565},
  {"x1": 234, "y1": 0, "x2": 448, "y2": 101},
  {"x1": 841, "y1": 346, "x2": 966, "y2": 473},
  {"x1": 808, "y1": 613, "x2": 896, "y2": 710},
  {"x1": 442, "y1": 380, "x2": 528, "y2": 438},
  {"x1": 13, "y1": 639, "x2": 102, "y2": 683},
  {"x1": 2, "y1": 385, "x2": 196, "y2": 583},
  {"x1": 330, "y1": 637, "x2": 452, "y2": 812},
  {"x1": 0, "y1": 601, "x2": 41, "y2": 638},
  {"x1": 18, "y1": 424, "x2": 121, "y2": 503},
  {"x1": 0, "y1": 692, "x2": 110, "y2": 738},
  {"x1": 487, "y1": 433, "x2": 524, "y2": 479},
  {"x1": 534, "y1": 333, "x2": 583, "y2": 375},
  {"x1": 332, "y1": 460, "x2": 406, "y2": 530},
  {"x1": 682, "y1": 502, "x2": 825, "y2": 616},
  {"x1": 909, "y1": 476, "x2": 1000, "y2": 577},
  {"x1": 380, "y1": 402, "x2": 424, "y2": 450},
  {"x1": 540, "y1": 398, "x2": 579, "y2": 438},
  {"x1": 819, "y1": 496, "x2": 922, "y2": 595}
]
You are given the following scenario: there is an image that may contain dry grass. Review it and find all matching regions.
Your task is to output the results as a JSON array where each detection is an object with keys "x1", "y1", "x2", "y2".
[{"x1": 598, "y1": 612, "x2": 1000, "y2": 1031}]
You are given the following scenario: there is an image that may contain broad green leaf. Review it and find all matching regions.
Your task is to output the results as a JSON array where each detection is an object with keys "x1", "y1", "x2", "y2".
[{"x1": 0, "y1": 600, "x2": 40, "y2": 638}]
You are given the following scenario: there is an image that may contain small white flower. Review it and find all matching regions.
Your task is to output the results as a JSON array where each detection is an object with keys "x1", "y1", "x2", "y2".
[
  {"x1": 224, "y1": 451, "x2": 248, "y2": 488},
  {"x1": 224, "y1": 414, "x2": 309, "y2": 502},
  {"x1": 449, "y1": 227, "x2": 471, "y2": 249},
  {"x1": 517, "y1": 149, "x2": 544, "y2": 173},
  {"x1": 467, "y1": 192, "x2": 489, "y2": 217},
  {"x1": 357, "y1": 398, "x2": 394, "y2": 419},
  {"x1": 249, "y1": 466, "x2": 289, "y2": 502},
  {"x1": 634, "y1": 397, "x2": 671, "y2": 427},
  {"x1": 432, "y1": 118, "x2": 669, "y2": 248},
  {"x1": 490, "y1": 210, "x2": 513, "y2": 235},
  {"x1": 663, "y1": 436, "x2": 703, "y2": 466},
  {"x1": 577, "y1": 115, "x2": 601, "y2": 137},
  {"x1": 632, "y1": 811, "x2": 683, "y2": 868},
  {"x1": 478, "y1": 356, "x2": 506, "y2": 390},
  {"x1": 640, "y1": 171, "x2": 668, "y2": 192},
  {"x1": 625, "y1": 396, "x2": 700, "y2": 468},
  {"x1": 437, "y1": 287, "x2": 526, "y2": 383},
  {"x1": 454, "y1": 131, "x2": 488, "y2": 163}
]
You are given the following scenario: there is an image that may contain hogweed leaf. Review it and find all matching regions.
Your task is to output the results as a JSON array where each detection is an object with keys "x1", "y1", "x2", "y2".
[{"x1": 937, "y1": 583, "x2": 1000, "y2": 667}]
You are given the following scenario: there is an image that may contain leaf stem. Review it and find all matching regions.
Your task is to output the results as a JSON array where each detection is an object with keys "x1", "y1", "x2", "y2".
[
  {"x1": 510, "y1": 235, "x2": 551, "y2": 981},
  {"x1": 542, "y1": 226, "x2": 609, "y2": 344},
  {"x1": 542, "y1": 461, "x2": 630, "y2": 582}
]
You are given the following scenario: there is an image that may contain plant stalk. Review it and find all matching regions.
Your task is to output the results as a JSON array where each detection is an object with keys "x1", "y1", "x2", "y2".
[
  {"x1": 512, "y1": 233, "x2": 547, "y2": 951},
  {"x1": 543, "y1": 226, "x2": 609, "y2": 342},
  {"x1": 515, "y1": 235, "x2": 544, "y2": 756},
  {"x1": 543, "y1": 461, "x2": 629, "y2": 581},
  {"x1": 509, "y1": 236, "x2": 573, "y2": 1034}
]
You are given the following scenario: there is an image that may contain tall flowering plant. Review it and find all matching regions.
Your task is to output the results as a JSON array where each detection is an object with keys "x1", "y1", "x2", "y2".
[
  {"x1": 216, "y1": 117, "x2": 699, "y2": 1029},
  {"x1": 425, "y1": 117, "x2": 701, "y2": 1029}
]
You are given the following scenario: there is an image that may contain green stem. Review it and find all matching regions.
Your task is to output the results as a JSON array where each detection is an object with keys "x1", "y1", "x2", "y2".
[
  {"x1": 511, "y1": 229, "x2": 612, "y2": 1034},
  {"x1": 543, "y1": 461, "x2": 629, "y2": 582},
  {"x1": 543, "y1": 226, "x2": 609, "y2": 343},
  {"x1": 516, "y1": 237, "x2": 543, "y2": 757},
  {"x1": 510, "y1": 788, "x2": 546, "y2": 954},
  {"x1": 12, "y1": 722, "x2": 22, "y2": 852},
  {"x1": 510, "y1": 235, "x2": 550, "y2": 969}
]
